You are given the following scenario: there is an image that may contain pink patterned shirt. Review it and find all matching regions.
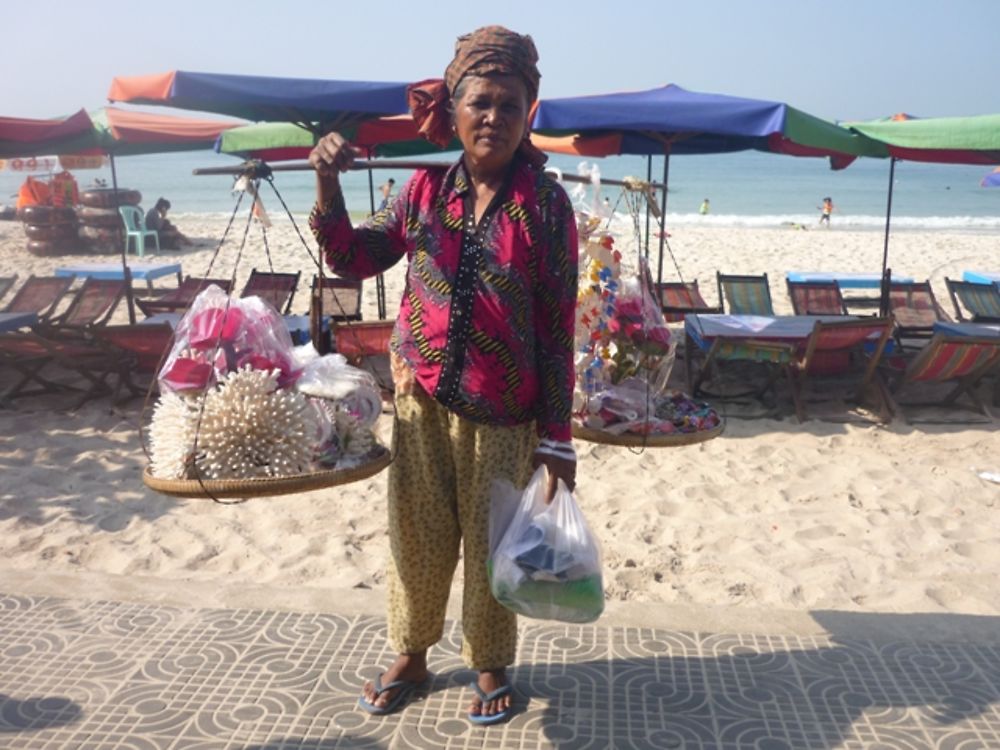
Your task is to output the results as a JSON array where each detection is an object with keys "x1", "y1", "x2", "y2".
[{"x1": 309, "y1": 156, "x2": 578, "y2": 441}]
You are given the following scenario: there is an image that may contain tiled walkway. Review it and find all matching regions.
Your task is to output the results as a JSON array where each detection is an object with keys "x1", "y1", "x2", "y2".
[{"x1": 2, "y1": 593, "x2": 999, "y2": 749}]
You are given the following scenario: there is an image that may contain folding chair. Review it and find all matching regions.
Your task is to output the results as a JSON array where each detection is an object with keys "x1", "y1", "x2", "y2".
[
  {"x1": 39, "y1": 278, "x2": 126, "y2": 332},
  {"x1": 881, "y1": 334, "x2": 1000, "y2": 422},
  {"x1": 91, "y1": 322, "x2": 175, "y2": 403},
  {"x1": 789, "y1": 317, "x2": 894, "y2": 422},
  {"x1": 0, "y1": 331, "x2": 132, "y2": 407},
  {"x1": 692, "y1": 337, "x2": 797, "y2": 412},
  {"x1": 331, "y1": 320, "x2": 395, "y2": 398},
  {"x1": 886, "y1": 280, "x2": 952, "y2": 344},
  {"x1": 786, "y1": 280, "x2": 848, "y2": 316},
  {"x1": 945, "y1": 278, "x2": 1000, "y2": 323},
  {"x1": 2, "y1": 275, "x2": 74, "y2": 321},
  {"x1": 717, "y1": 272, "x2": 774, "y2": 315},
  {"x1": 135, "y1": 276, "x2": 233, "y2": 317},
  {"x1": 312, "y1": 274, "x2": 363, "y2": 322},
  {"x1": 0, "y1": 275, "x2": 17, "y2": 303},
  {"x1": 655, "y1": 280, "x2": 720, "y2": 322},
  {"x1": 241, "y1": 269, "x2": 301, "y2": 314}
]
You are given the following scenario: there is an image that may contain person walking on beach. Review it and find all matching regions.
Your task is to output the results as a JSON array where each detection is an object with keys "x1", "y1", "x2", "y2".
[
  {"x1": 308, "y1": 25, "x2": 578, "y2": 726},
  {"x1": 378, "y1": 178, "x2": 395, "y2": 210},
  {"x1": 818, "y1": 196, "x2": 834, "y2": 226},
  {"x1": 699, "y1": 198, "x2": 710, "y2": 215}
]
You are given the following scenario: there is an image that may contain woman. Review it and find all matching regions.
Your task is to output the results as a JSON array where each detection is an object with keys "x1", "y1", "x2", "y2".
[{"x1": 308, "y1": 26, "x2": 578, "y2": 725}]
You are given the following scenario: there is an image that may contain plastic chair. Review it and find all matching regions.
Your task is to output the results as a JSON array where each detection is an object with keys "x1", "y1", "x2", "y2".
[{"x1": 119, "y1": 206, "x2": 160, "y2": 258}]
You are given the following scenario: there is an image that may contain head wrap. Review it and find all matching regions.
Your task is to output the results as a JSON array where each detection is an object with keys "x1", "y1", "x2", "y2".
[{"x1": 407, "y1": 25, "x2": 546, "y2": 167}]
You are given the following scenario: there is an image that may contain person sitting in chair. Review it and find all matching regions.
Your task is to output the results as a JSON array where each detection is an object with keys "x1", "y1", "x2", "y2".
[{"x1": 145, "y1": 197, "x2": 192, "y2": 248}]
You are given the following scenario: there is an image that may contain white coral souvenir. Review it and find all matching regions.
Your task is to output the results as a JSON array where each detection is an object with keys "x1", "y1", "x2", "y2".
[
  {"x1": 148, "y1": 391, "x2": 200, "y2": 479},
  {"x1": 193, "y1": 367, "x2": 318, "y2": 479}
]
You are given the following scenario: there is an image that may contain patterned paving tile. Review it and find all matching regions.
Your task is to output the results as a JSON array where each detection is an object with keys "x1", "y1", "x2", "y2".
[{"x1": 1, "y1": 593, "x2": 999, "y2": 748}]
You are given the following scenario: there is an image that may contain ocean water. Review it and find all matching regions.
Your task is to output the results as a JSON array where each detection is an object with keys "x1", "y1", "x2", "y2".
[{"x1": 3, "y1": 148, "x2": 997, "y2": 231}]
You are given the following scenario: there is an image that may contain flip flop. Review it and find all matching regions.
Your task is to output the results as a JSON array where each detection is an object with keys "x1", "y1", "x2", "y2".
[
  {"x1": 467, "y1": 681, "x2": 513, "y2": 725},
  {"x1": 357, "y1": 673, "x2": 424, "y2": 716}
]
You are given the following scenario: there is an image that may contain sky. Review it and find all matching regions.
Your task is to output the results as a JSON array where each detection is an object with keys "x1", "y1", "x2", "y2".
[{"x1": 5, "y1": 0, "x2": 1000, "y2": 123}]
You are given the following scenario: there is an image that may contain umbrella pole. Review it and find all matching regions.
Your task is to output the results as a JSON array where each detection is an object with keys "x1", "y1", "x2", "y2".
[
  {"x1": 644, "y1": 155, "x2": 652, "y2": 257},
  {"x1": 110, "y1": 153, "x2": 136, "y2": 325},
  {"x1": 656, "y1": 149, "x2": 671, "y2": 287},
  {"x1": 880, "y1": 157, "x2": 896, "y2": 283},
  {"x1": 366, "y1": 149, "x2": 387, "y2": 321}
]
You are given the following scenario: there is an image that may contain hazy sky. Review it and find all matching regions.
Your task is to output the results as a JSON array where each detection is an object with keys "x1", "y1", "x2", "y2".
[{"x1": 7, "y1": 0, "x2": 1000, "y2": 123}]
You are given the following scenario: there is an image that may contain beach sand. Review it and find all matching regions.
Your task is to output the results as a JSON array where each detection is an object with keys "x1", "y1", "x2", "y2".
[{"x1": 1, "y1": 213, "x2": 998, "y2": 619}]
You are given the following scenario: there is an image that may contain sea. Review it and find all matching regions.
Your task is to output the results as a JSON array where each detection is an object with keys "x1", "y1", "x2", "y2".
[{"x1": 3, "y1": 148, "x2": 998, "y2": 231}]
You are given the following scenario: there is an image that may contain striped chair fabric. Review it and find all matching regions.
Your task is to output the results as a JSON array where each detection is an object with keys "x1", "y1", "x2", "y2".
[
  {"x1": 717, "y1": 272, "x2": 774, "y2": 315},
  {"x1": 945, "y1": 278, "x2": 1000, "y2": 322},
  {"x1": 787, "y1": 280, "x2": 848, "y2": 316},
  {"x1": 655, "y1": 281, "x2": 720, "y2": 322}
]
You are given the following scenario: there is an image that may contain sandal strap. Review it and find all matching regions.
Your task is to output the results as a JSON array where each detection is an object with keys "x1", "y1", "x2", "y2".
[
  {"x1": 372, "y1": 674, "x2": 414, "y2": 696},
  {"x1": 469, "y1": 680, "x2": 512, "y2": 704}
]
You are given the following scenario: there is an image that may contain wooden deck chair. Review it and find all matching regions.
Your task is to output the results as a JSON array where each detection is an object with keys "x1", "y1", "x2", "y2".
[
  {"x1": 0, "y1": 331, "x2": 132, "y2": 407},
  {"x1": 886, "y1": 280, "x2": 951, "y2": 344},
  {"x1": 786, "y1": 280, "x2": 848, "y2": 316},
  {"x1": 312, "y1": 275, "x2": 363, "y2": 322},
  {"x1": 692, "y1": 338, "x2": 797, "y2": 413},
  {"x1": 881, "y1": 334, "x2": 1000, "y2": 422},
  {"x1": 945, "y1": 278, "x2": 1000, "y2": 323},
  {"x1": 241, "y1": 269, "x2": 301, "y2": 314},
  {"x1": 46, "y1": 278, "x2": 126, "y2": 329},
  {"x1": 2, "y1": 275, "x2": 74, "y2": 321},
  {"x1": 331, "y1": 320, "x2": 395, "y2": 398},
  {"x1": 0, "y1": 275, "x2": 18, "y2": 303},
  {"x1": 789, "y1": 317, "x2": 894, "y2": 422},
  {"x1": 655, "y1": 280, "x2": 721, "y2": 322},
  {"x1": 90, "y1": 323, "x2": 175, "y2": 402},
  {"x1": 717, "y1": 272, "x2": 774, "y2": 315},
  {"x1": 135, "y1": 276, "x2": 233, "y2": 317}
]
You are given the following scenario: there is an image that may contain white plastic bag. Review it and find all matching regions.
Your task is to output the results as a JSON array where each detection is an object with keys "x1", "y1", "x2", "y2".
[{"x1": 488, "y1": 466, "x2": 604, "y2": 623}]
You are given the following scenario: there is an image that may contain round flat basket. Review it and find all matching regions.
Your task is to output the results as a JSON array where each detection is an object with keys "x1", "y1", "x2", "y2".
[
  {"x1": 143, "y1": 446, "x2": 392, "y2": 499},
  {"x1": 572, "y1": 421, "x2": 725, "y2": 447}
]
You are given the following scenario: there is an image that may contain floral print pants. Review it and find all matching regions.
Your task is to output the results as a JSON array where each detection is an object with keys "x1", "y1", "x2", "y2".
[{"x1": 386, "y1": 386, "x2": 536, "y2": 669}]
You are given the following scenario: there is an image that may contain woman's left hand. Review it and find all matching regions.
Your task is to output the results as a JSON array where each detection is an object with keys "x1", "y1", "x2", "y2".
[{"x1": 532, "y1": 452, "x2": 576, "y2": 503}]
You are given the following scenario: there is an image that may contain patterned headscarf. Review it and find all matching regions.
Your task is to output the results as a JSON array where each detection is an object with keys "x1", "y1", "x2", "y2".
[{"x1": 408, "y1": 25, "x2": 546, "y2": 166}]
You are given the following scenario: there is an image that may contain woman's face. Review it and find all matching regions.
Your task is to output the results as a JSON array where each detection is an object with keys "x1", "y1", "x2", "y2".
[{"x1": 452, "y1": 74, "x2": 529, "y2": 175}]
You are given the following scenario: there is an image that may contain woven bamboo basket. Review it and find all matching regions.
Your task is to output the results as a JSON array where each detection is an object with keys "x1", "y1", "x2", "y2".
[
  {"x1": 572, "y1": 421, "x2": 724, "y2": 448},
  {"x1": 143, "y1": 446, "x2": 392, "y2": 499}
]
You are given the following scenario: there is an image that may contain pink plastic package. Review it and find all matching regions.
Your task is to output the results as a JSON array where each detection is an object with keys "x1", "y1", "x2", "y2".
[{"x1": 158, "y1": 285, "x2": 301, "y2": 394}]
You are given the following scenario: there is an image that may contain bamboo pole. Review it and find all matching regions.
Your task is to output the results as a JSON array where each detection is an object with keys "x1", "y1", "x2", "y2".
[{"x1": 194, "y1": 159, "x2": 666, "y2": 191}]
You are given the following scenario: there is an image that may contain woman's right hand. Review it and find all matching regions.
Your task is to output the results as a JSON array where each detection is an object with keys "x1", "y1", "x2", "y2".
[{"x1": 309, "y1": 132, "x2": 359, "y2": 178}]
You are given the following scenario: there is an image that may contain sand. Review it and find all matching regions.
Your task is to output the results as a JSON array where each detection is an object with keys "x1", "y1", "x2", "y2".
[{"x1": 1, "y1": 210, "x2": 998, "y2": 619}]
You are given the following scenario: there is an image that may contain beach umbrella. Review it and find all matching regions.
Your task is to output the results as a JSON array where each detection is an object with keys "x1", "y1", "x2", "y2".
[
  {"x1": 982, "y1": 167, "x2": 1000, "y2": 187},
  {"x1": 532, "y1": 84, "x2": 888, "y2": 284},
  {"x1": 107, "y1": 70, "x2": 410, "y2": 126},
  {"x1": 846, "y1": 113, "x2": 1000, "y2": 283},
  {"x1": 0, "y1": 109, "x2": 99, "y2": 159}
]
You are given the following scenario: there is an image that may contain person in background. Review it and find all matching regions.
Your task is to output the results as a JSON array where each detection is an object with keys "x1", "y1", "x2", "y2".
[
  {"x1": 308, "y1": 25, "x2": 578, "y2": 726},
  {"x1": 818, "y1": 196, "x2": 834, "y2": 226},
  {"x1": 145, "y1": 197, "x2": 192, "y2": 248},
  {"x1": 378, "y1": 178, "x2": 396, "y2": 210},
  {"x1": 699, "y1": 198, "x2": 710, "y2": 215}
]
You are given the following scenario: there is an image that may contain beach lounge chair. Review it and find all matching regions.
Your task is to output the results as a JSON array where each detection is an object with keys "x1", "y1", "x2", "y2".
[
  {"x1": 1, "y1": 275, "x2": 74, "y2": 321},
  {"x1": 119, "y1": 206, "x2": 160, "y2": 258},
  {"x1": 786, "y1": 280, "x2": 848, "y2": 316},
  {"x1": 692, "y1": 337, "x2": 797, "y2": 413},
  {"x1": 0, "y1": 330, "x2": 132, "y2": 407},
  {"x1": 90, "y1": 322, "x2": 175, "y2": 402},
  {"x1": 655, "y1": 280, "x2": 720, "y2": 322},
  {"x1": 881, "y1": 334, "x2": 1000, "y2": 421},
  {"x1": 0, "y1": 275, "x2": 17, "y2": 303},
  {"x1": 886, "y1": 280, "x2": 952, "y2": 344},
  {"x1": 789, "y1": 317, "x2": 894, "y2": 422},
  {"x1": 945, "y1": 278, "x2": 1000, "y2": 323},
  {"x1": 717, "y1": 272, "x2": 774, "y2": 315},
  {"x1": 241, "y1": 269, "x2": 301, "y2": 314},
  {"x1": 332, "y1": 320, "x2": 395, "y2": 398},
  {"x1": 38, "y1": 278, "x2": 126, "y2": 333},
  {"x1": 311, "y1": 275, "x2": 363, "y2": 322},
  {"x1": 135, "y1": 276, "x2": 233, "y2": 317}
]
